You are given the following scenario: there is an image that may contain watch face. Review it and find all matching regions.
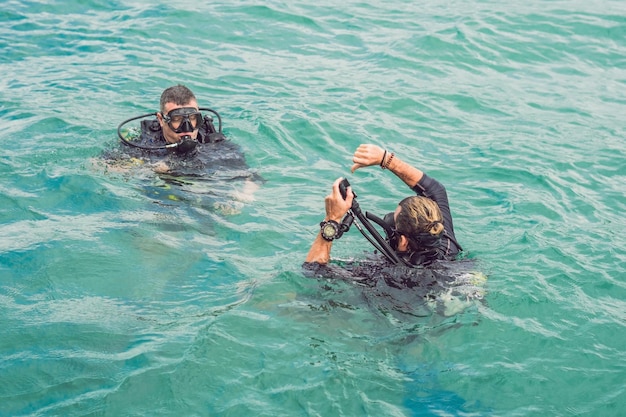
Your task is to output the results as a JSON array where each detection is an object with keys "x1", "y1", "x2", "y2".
[
  {"x1": 322, "y1": 223, "x2": 337, "y2": 238},
  {"x1": 321, "y1": 221, "x2": 339, "y2": 240}
]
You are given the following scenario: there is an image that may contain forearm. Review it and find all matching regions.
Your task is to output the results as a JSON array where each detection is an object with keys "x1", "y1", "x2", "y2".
[
  {"x1": 305, "y1": 233, "x2": 333, "y2": 264},
  {"x1": 383, "y1": 152, "x2": 424, "y2": 188}
]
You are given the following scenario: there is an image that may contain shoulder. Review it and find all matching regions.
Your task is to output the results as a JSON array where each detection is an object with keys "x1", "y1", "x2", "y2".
[
  {"x1": 197, "y1": 140, "x2": 247, "y2": 164},
  {"x1": 412, "y1": 173, "x2": 446, "y2": 197}
]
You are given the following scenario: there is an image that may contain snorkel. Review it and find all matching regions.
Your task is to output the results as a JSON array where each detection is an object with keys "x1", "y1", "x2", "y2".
[{"x1": 117, "y1": 107, "x2": 224, "y2": 153}]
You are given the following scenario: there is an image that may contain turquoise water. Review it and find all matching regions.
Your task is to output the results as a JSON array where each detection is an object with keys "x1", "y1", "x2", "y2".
[{"x1": 1, "y1": 0, "x2": 625, "y2": 415}]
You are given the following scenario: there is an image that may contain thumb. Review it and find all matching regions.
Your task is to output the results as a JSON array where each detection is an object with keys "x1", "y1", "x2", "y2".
[{"x1": 350, "y1": 163, "x2": 361, "y2": 173}]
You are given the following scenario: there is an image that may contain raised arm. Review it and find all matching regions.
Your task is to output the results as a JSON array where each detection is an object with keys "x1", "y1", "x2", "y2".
[
  {"x1": 352, "y1": 143, "x2": 461, "y2": 256},
  {"x1": 351, "y1": 144, "x2": 423, "y2": 187}
]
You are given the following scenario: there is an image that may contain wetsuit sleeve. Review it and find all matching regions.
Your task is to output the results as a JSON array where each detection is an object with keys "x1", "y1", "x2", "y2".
[{"x1": 412, "y1": 173, "x2": 461, "y2": 257}]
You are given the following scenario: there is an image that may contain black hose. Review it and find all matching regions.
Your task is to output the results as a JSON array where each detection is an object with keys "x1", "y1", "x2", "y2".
[
  {"x1": 117, "y1": 112, "x2": 160, "y2": 149},
  {"x1": 349, "y1": 199, "x2": 411, "y2": 267},
  {"x1": 116, "y1": 108, "x2": 224, "y2": 151}
]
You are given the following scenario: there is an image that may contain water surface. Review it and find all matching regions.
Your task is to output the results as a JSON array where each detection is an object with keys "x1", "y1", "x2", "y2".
[{"x1": 1, "y1": 1, "x2": 625, "y2": 416}]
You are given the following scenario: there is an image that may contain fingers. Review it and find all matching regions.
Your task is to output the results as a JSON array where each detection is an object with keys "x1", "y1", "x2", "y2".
[
  {"x1": 352, "y1": 144, "x2": 369, "y2": 160},
  {"x1": 351, "y1": 143, "x2": 385, "y2": 170},
  {"x1": 331, "y1": 177, "x2": 343, "y2": 196},
  {"x1": 330, "y1": 177, "x2": 353, "y2": 200},
  {"x1": 351, "y1": 145, "x2": 368, "y2": 170},
  {"x1": 324, "y1": 177, "x2": 353, "y2": 221},
  {"x1": 326, "y1": 177, "x2": 344, "y2": 203}
]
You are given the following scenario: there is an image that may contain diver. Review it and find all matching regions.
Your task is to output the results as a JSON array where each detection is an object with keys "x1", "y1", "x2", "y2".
[
  {"x1": 304, "y1": 144, "x2": 485, "y2": 316},
  {"x1": 105, "y1": 84, "x2": 252, "y2": 177},
  {"x1": 305, "y1": 143, "x2": 463, "y2": 272},
  {"x1": 100, "y1": 84, "x2": 261, "y2": 212}
]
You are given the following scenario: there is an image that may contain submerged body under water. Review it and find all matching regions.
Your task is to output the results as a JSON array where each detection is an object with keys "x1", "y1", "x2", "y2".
[
  {"x1": 304, "y1": 257, "x2": 487, "y2": 319},
  {"x1": 97, "y1": 117, "x2": 264, "y2": 214},
  {"x1": 105, "y1": 116, "x2": 258, "y2": 179}
]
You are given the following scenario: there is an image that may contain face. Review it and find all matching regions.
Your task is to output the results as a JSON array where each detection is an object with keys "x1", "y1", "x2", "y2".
[
  {"x1": 158, "y1": 99, "x2": 200, "y2": 144},
  {"x1": 393, "y1": 205, "x2": 409, "y2": 252}
]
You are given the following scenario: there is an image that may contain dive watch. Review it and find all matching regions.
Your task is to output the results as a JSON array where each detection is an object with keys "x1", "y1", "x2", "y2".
[{"x1": 320, "y1": 220, "x2": 342, "y2": 241}]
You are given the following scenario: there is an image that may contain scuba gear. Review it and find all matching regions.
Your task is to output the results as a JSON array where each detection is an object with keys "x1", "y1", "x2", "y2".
[
  {"x1": 336, "y1": 179, "x2": 464, "y2": 267},
  {"x1": 368, "y1": 210, "x2": 463, "y2": 265},
  {"x1": 339, "y1": 178, "x2": 351, "y2": 200},
  {"x1": 176, "y1": 135, "x2": 198, "y2": 154},
  {"x1": 366, "y1": 211, "x2": 399, "y2": 250},
  {"x1": 162, "y1": 107, "x2": 202, "y2": 133},
  {"x1": 117, "y1": 107, "x2": 226, "y2": 154},
  {"x1": 337, "y1": 179, "x2": 412, "y2": 267},
  {"x1": 399, "y1": 231, "x2": 445, "y2": 266}
]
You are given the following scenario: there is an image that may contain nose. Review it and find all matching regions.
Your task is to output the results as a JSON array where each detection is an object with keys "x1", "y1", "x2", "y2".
[{"x1": 179, "y1": 117, "x2": 194, "y2": 133}]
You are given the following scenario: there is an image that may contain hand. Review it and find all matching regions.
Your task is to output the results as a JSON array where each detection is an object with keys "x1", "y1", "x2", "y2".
[
  {"x1": 324, "y1": 177, "x2": 353, "y2": 222},
  {"x1": 351, "y1": 144, "x2": 386, "y2": 172},
  {"x1": 152, "y1": 161, "x2": 171, "y2": 174}
]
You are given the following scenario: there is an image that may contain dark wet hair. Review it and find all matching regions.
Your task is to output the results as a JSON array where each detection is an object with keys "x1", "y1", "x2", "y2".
[{"x1": 160, "y1": 84, "x2": 197, "y2": 113}]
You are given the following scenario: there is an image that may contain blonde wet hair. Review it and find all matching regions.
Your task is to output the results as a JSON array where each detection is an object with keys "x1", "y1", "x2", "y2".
[{"x1": 395, "y1": 196, "x2": 444, "y2": 238}]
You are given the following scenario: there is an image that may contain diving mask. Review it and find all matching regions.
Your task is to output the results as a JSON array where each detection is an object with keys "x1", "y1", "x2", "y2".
[
  {"x1": 163, "y1": 107, "x2": 203, "y2": 133},
  {"x1": 382, "y1": 212, "x2": 400, "y2": 249}
]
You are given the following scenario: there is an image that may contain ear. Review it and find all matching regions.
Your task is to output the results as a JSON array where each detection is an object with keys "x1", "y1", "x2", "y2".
[{"x1": 397, "y1": 235, "x2": 409, "y2": 252}]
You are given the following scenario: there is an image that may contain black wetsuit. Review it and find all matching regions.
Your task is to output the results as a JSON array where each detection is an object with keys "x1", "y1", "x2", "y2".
[
  {"x1": 105, "y1": 116, "x2": 257, "y2": 180},
  {"x1": 412, "y1": 173, "x2": 461, "y2": 259},
  {"x1": 303, "y1": 258, "x2": 484, "y2": 309}
]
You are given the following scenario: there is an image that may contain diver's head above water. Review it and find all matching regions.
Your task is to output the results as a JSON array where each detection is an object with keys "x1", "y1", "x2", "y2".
[
  {"x1": 157, "y1": 85, "x2": 202, "y2": 149},
  {"x1": 116, "y1": 84, "x2": 228, "y2": 159},
  {"x1": 393, "y1": 196, "x2": 444, "y2": 251},
  {"x1": 392, "y1": 196, "x2": 446, "y2": 264}
]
